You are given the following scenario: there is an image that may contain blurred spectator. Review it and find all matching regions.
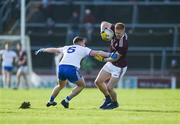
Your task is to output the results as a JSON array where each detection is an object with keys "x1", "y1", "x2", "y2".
[
  {"x1": 0, "y1": 42, "x2": 17, "y2": 88},
  {"x1": 41, "y1": 0, "x2": 53, "y2": 19},
  {"x1": 11, "y1": 0, "x2": 20, "y2": 18},
  {"x1": 46, "y1": 17, "x2": 55, "y2": 35},
  {"x1": 67, "y1": 11, "x2": 80, "y2": 43},
  {"x1": 83, "y1": 9, "x2": 95, "y2": 41},
  {"x1": 30, "y1": 5, "x2": 46, "y2": 23},
  {"x1": 42, "y1": 0, "x2": 49, "y2": 8},
  {"x1": 170, "y1": 58, "x2": 177, "y2": 76},
  {"x1": 14, "y1": 43, "x2": 29, "y2": 90}
]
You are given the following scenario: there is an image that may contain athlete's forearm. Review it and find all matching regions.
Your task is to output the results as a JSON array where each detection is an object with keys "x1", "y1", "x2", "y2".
[
  {"x1": 96, "y1": 51, "x2": 110, "y2": 58},
  {"x1": 43, "y1": 48, "x2": 60, "y2": 53},
  {"x1": 89, "y1": 50, "x2": 109, "y2": 57}
]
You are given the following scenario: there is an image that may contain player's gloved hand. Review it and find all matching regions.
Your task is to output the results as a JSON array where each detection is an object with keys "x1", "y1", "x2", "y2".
[
  {"x1": 104, "y1": 52, "x2": 119, "y2": 62},
  {"x1": 94, "y1": 54, "x2": 104, "y2": 62},
  {"x1": 109, "y1": 52, "x2": 119, "y2": 60},
  {"x1": 35, "y1": 48, "x2": 45, "y2": 55}
]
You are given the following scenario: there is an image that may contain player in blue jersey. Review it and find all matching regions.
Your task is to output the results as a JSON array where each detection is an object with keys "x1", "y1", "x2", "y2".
[
  {"x1": 0, "y1": 42, "x2": 17, "y2": 88},
  {"x1": 35, "y1": 36, "x2": 119, "y2": 108}
]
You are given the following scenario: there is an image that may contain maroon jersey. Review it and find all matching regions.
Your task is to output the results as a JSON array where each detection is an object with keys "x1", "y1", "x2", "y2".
[
  {"x1": 17, "y1": 50, "x2": 27, "y2": 66},
  {"x1": 109, "y1": 25, "x2": 128, "y2": 68}
]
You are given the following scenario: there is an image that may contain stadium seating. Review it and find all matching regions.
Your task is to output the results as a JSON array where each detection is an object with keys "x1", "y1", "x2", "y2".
[
  {"x1": 24, "y1": 1, "x2": 180, "y2": 71},
  {"x1": 138, "y1": 5, "x2": 180, "y2": 24},
  {"x1": 1, "y1": 0, "x2": 179, "y2": 72}
]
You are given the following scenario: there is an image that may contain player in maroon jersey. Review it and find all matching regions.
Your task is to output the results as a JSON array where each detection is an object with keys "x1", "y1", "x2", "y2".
[
  {"x1": 95, "y1": 21, "x2": 128, "y2": 109},
  {"x1": 14, "y1": 43, "x2": 29, "y2": 89}
]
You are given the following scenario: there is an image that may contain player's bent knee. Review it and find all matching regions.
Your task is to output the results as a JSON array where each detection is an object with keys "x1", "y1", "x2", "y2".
[
  {"x1": 58, "y1": 84, "x2": 65, "y2": 89},
  {"x1": 80, "y1": 83, "x2": 86, "y2": 88},
  {"x1": 77, "y1": 84, "x2": 85, "y2": 91},
  {"x1": 94, "y1": 79, "x2": 102, "y2": 86},
  {"x1": 56, "y1": 84, "x2": 60, "y2": 88},
  {"x1": 76, "y1": 80, "x2": 86, "y2": 88}
]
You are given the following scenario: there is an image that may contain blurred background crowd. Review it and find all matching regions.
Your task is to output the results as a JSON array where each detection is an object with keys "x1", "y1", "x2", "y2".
[{"x1": 0, "y1": 0, "x2": 180, "y2": 88}]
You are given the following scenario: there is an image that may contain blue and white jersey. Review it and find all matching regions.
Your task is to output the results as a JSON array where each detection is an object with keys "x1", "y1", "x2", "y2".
[
  {"x1": 58, "y1": 45, "x2": 91, "y2": 69},
  {"x1": 0, "y1": 50, "x2": 17, "y2": 67}
]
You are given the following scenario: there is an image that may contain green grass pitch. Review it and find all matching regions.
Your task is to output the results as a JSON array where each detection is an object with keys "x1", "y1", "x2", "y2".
[{"x1": 0, "y1": 88, "x2": 180, "y2": 124}]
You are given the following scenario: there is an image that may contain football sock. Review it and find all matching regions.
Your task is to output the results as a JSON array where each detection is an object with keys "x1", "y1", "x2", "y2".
[
  {"x1": 105, "y1": 95, "x2": 111, "y2": 100},
  {"x1": 50, "y1": 96, "x2": 55, "y2": 102},
  {"x1": 113, "y1": 101, "x2": 118, "y2": 104},
  {"x1": 65, "y1": 96, "x2": 71, "y2": 103}
]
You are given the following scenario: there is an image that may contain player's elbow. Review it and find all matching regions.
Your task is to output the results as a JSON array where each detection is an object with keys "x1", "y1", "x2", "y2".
[
  {"x1": 89, "y1": 50, "x2": 97, "y2": 57},
  {"x1": 101, "y1": 21, "x2": 108, "y2": 25},
  {"x1": 101, "y1": 21, "x2": 111, "y2": 28}
]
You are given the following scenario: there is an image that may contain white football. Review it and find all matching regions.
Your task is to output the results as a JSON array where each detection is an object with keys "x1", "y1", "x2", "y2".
[{"x1": 104, "y1": 28, "x2": 114, "y2": 41}]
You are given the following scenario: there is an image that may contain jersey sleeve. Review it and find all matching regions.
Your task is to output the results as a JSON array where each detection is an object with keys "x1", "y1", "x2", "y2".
[
  {"x1": 0, "y1": 50, "x2": 4, "y2": 55},
  {"x1": 13, "y1": 51, "x2": 17, "y2": 57},
  {"x1": 0, "y1": 50, "x2": 2, "y2": 55},
  {"x1": 58, "y1": 46, "x2": 66, "y2": 53},
  {"x1": 84, "y1": 47, "x2": 92, "y2": 56}
]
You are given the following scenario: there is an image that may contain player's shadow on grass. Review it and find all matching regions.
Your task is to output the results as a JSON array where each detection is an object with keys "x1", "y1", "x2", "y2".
[
  {"x1": 0, "y1": 111, "x2": 16, "y2": 114},
  {"x1": 69, "y1": 107, "x2": 98, "y2": 110},
  {"x1": 120, "y1": 109, "x2": 180, "y2": 114}
]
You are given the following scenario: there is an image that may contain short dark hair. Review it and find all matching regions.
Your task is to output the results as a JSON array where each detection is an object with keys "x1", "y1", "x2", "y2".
[{"x1": 73, "y1": 36, "x2": 84, "y2": 44}]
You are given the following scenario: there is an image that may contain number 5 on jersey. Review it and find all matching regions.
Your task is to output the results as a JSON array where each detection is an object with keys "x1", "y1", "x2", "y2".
[{"x1": 67, "y1": 47, "x2": 76, "y2": 53}]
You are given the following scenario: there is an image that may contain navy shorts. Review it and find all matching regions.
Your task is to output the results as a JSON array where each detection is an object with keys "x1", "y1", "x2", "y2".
[
  {"x1": 3, "y1": 66, "x2": 13, "y2": 72},
  {"x1": 58, "y1": 65, "x2": 82, "y2": 83}
]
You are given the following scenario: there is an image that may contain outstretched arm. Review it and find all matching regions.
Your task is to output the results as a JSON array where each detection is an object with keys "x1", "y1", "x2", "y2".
[
  {"x1": 35, "y1": 48, "x2": 62, "y2": 55},
  {"x1": 89, "y1": 50, "x2": 119, "y2": 62},
  {"x1": 43, "y1": 48, "x2": 61, "y2": 53},
  {"x1": 90, "y1": 50, "x2": 110, "y2": 58}
]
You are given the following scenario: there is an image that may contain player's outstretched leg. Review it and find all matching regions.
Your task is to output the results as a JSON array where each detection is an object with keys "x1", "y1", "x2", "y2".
[
  {"x1": 61, "y1": 79, "x2": 85, "y2": 108},
  {"x1": 47, "y1": 80, "x2": 67, "y2": 107}
]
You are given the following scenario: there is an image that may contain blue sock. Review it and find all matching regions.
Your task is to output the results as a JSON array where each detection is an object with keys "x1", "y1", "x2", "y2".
[
  {"x1": 50, "y1": 96, "x2": 55, "y2": 102},
  {"x1": 65, "y1": 96, "x2": 71, "y2": 103}
]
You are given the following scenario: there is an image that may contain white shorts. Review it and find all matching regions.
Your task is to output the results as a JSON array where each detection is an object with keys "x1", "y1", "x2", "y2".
[
  {"x1": 17, "y1": 66, "x2": 28, "y2": 74},
  {"x1": 102, "y1": 62, "x2": 127, "y2": 79}
]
